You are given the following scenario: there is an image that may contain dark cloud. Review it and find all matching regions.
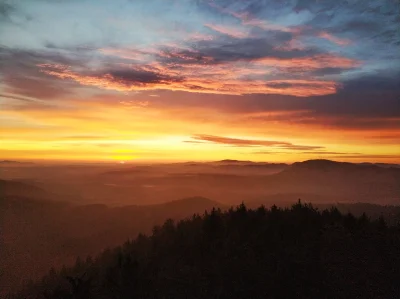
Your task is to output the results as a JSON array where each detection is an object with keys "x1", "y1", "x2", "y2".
[
  {"x1": 0, "y1": 47, "x2": 77, "y2": 67},
  {"x1": 146, "y1": 70, "x2": 400, "y2": 132},
  {"x1": 193, "y1": 36, "x2": 315, "y2": 63},
  {"x1": 265, "y1": 82, "x2": 293, "y2": 89},
  {"x1": 300, "y1": 117, "x2": 400, "y2": 131},
  {"x1": 191, "y1": 134, "x2": 324, "y2": 150},
  {"x1": 108, "y1": 69, "x2": 184, "y2": 85},
  {"x1": 340, "y1": 20, "x2": 381, "y2": 34},
  {"x1": 0, "y1": 2, "x2": 33, "y2": 25},
  {"x1": 3, "y1": 75, "x2": 73, "y2": 100},
  {"x1": 0, "y1": 93, "x2": 37, "y2": 103},
  {"x1": 156, "y1": 48, "x2": 215, "y2": 66},
  {"x1": 339, "y1": 73, "x2": 400, "y2": 94},
  {"x1": 311, "y1": 67, "x2": 354, "y2": 76},
  {"x1": 0, "y1": 92, "x2": 61, "y2": 111},
  {"x1": 0, "y1": 47, "x2": 85, "y2": 100},
  {"x1": 162, "y1": 70, "x2": 400, "y2": 117},
  {"x1": 0, "y1": 2, "x2": 14, "y2": 21},
  {"x1": 1, "y1": 1, "x2": 398, "y2": 129}
]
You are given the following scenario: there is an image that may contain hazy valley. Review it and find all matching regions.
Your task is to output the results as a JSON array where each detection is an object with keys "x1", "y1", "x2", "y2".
[{"x1": 1, "y1": 159, "x2": 400, "y2": 295}]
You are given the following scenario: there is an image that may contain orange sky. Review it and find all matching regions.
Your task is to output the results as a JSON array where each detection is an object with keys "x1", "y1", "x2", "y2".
[
  {"x1": 0, "y1": 0, "x2": 399, "y2": 163},
  {"x1": 1, "y1": 90, "x2": 399, "y2": 163}
]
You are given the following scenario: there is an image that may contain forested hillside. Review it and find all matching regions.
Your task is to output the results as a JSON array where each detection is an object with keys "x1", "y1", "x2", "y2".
[{"x1": 10, "y1": 202, "x2": 400, "y2": 299}]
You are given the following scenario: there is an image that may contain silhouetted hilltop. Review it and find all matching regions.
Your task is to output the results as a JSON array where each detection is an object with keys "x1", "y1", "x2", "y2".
[
  {"x1": 0, "y1": 160, "x2": 18, "y2": 164},
  {"x1": 100, "y1": 161, "x2": 288, "y2": 177},
  {"x1": 216, "y1": 159, "x2": 288, "y2": 167},
  {"x1": 13, "y1": 202, "x2": 400, "y2": 299},
  {"x1": 1, "y1": 195, "x2": 223, "y2": 293},
  {"x1": 289, "y1": 159, "x2": 400, "y2": 173},
  {"x1": 150, "y1": 196, "x2": 223, "y2": 211},
  {"x1": 101, "y1": 166, "x2": 153, "y2": 176},
  {"x1": 281, "y1": 159, "x2": 400, "y2": 182},
  {"x1": 217, "y1": 159, "x2": 253, "y2": 164},
  {"x1": 0, "y1": 179, "x2": 48, "y2": 198},
  {"x1": 262, "y1": 160, "x2": 400, "y2": 204},
  {"x1": 290, "y1": 159, "x2": 384, "y2": 172},
  {"x1": 359, "y1": 162, "x2": 400, "y2": 169},
  {"x1": 0, "y1": 160, "x2": 34, "y2": 164}
]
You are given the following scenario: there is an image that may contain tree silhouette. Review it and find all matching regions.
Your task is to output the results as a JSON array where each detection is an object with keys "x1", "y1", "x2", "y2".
[{"x1": 9, "y1": 202, "x2": 400, "y2": 299}]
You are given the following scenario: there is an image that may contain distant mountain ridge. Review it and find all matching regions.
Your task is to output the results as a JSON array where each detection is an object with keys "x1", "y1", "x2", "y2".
[
  {"x1": 0, "y1": 160, "x2": 34, "y2": 164},
  {"x1": 264, "y1": 159, "x2": 400, "y2": 204},
  {"x1": 291, "y1": 159, "x2": 400, "y2": 170},
  {"x1": 359, "y1": 162, "x2": 400, "y2": 169},
  {"x1": 284, "y1": 159, "x2": 400, "y2": 177},
  {"x1": 0, "y1": 179, "x2": 48, "y2": 198}
]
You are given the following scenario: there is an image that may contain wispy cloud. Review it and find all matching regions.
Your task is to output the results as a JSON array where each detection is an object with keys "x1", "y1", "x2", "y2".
[
  {"x1": 208, "y1": 2, "x2": 293, "y2": 33},
  {"x1": 317, "y1": 31, "x2": 351, "y2": 46},
  {"x1": 205, "y1": 23, "x2": 249, "y2": 38},
  {"x1": 191, "y1": 135, "x2": 324, "y2": 151},
  {"x1": 40, "y1": 63, "x2": 338, "y2": 97}
]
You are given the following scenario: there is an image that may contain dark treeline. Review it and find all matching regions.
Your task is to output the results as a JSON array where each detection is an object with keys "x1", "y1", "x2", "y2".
[{"x1": 8, "y1": 201, "x2": 400, "y2": 299}]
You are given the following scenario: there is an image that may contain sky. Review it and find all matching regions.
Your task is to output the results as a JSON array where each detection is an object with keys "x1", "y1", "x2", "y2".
[{"x1": 0, "y1": 0, "x2": 399, "y2": 163}]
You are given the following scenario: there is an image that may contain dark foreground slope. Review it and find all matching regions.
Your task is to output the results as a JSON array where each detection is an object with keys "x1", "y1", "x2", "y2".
[
  {"x1": 0, "y1": 179, "x2": 48, "y2": 198},
  {"x1": 0, "y1": 193, "x2": 223, "y2": 294},
  {"x1": 12, "y1": 203, "x2": 400, "y2": 299}
]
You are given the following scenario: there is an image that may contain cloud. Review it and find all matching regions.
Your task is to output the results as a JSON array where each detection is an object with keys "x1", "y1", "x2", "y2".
[
  {"x1": 0, "y1": 2, "x2": 14, "y2": 21},
  {"x1": 33, "y1": 30, "x2": 362, "y2": 97},
  {"x1": 3, "y1": 75, "x2": 74, "y2": 100},
  {"x1": 40, "y1": 63, "x2": 339, "y2": 97},
  {"x1": 0, "y1": 93, "x2": 37, "y2": 103},
  {"x1": 254, "y1": 150, "x2": 361, "y2": 155},
  {"x1": 208, "y1": 1, "x2": 294, "y2": 33},
  {"x1": 0, "y1": 47, "x2": 84, "y2": 100},
  {"x1": 255, "y1": 54, "x2": 358, "y2": 69},
  {"x1": 301, "y1": 151, "x2": 361, "y2": 155},
  {"x1": 1, "y1": 2, "x2": 398, "y2": 124},
  {"x1": 317, "y1": 31, "x2": 351, "y2": 46},
  {"x1": 0, "y1": 3, "x2": 365, "y2": 100},
  {"x1": 191, "y1": 134, "x2": 324, "y2": 151},
  {"x1": 0, "y1": 0, "x2": 399, "y2": 163},
  {"x1": 205, "y1": 23, "x2": 249, "y2": 38}
]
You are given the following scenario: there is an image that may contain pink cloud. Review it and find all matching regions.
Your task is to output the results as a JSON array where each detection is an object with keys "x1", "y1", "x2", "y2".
[
  {"x1": 318, "y1": 31, "x2": 352, "y2": 46},
  {"x1": 230, "y1": 11, "x2": 294, "y2": 33},
  {"x1": 40, "y1": 63, "x2": 338, "y2": 97},
  {"x1": 255, "y1": 54, "x2": 359, "y2": 69},
  {"x1": 205, "y1": 24, "x2": 249, "y2": 38}
]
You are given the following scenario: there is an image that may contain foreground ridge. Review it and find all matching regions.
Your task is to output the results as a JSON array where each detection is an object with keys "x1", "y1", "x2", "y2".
[{"x1": 12, "y1": 202, "x2": 400, "y2": 299}]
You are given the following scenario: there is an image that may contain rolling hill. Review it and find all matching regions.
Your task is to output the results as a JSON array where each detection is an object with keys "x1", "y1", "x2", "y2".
[
  {"x1": 0, "y1": 179, "x2": 48, "y2": 198},
  {"x1": 0, "y1": 195, "x2": 223, "y2": 293},
  {"x1": 260, "y1": 160, "x2": 400, "y2": 204},
  {"x1": 12, "y1": 203, "x2": 400, "y2": 299}
]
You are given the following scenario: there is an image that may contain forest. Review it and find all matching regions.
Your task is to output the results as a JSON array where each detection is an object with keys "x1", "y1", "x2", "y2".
[{"x1": 7, "y1": 201, "x2": 400, "y2": 299}]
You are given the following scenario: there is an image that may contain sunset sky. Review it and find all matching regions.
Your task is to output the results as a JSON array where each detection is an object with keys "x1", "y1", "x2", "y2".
[{"x1": 0, "y1": 0, "x2": 399, "y2": 163}]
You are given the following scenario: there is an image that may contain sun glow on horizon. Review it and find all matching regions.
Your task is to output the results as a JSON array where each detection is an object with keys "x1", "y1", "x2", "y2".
[{"x1": 0, "y1": 0, "x2": 399, "y2": 164}]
